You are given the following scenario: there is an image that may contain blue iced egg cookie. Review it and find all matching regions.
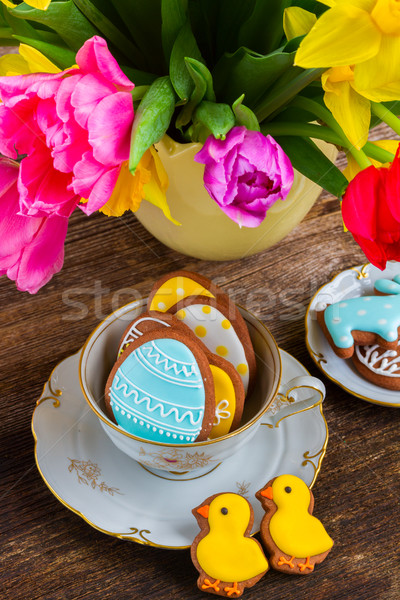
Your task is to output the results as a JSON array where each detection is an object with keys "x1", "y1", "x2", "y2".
[{"x1": 105, "y1": 331, "x2": 215, "y2": 443}]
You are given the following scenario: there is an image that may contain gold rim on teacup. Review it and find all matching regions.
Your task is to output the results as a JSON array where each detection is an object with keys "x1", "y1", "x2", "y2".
[{"x1": 79, "y1": 298, "x2": 282, "y2": 448}]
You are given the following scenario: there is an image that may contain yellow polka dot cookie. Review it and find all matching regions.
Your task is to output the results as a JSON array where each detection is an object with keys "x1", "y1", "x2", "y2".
[
  {"x1": 148, "y1": 270, "x2": 230, "y2": 313},
  {"x1": 168, "y1": 295, "x2": 256, "y2": 395}
]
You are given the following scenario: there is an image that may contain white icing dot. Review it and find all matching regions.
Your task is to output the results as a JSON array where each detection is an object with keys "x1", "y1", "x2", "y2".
[
  {"x1": 363, "y1": 297, "x2": 372, "y2": 301},
  {"x1": 378, "y1": 319, "x2": 387, "y2": 325},
  {"x1": 166, "y1": 432, "x2": 171, "y2": 437},
  {"x1": 332, "y1": 317, "x2": 341, "y2": 324},
  {"x1": 186, "y1": 437, "x2": 191, "y2": 441},
  {"x1": 179, "y1": 435, "x2": 184, "y2": 440},
  {"x1": 133, "y1": 417, "x2": 137, "y2": 423},
  {"x1": 176, "y1": 287, "x2": 184, "y2": 296},
  {"x1": 127, "y1": 414, "x2": 131, "y2": 419},
  {"x1": 384, "y1": 304, "x2": 393, "y2": 309},
  {"x1": 339, "y1": 302, "x2": 348, "y2": 308},
  {"x1": 158, "y1": 302, "x2": 166, "y2": 310},
  {"x1": 121, "y1": 410, "x2": 125, "y2": 416},
  {"x1": 110, "y1": 401, "x2": 113, "y2": 406},
  {"x1": 115, "y1": 405, "x2": 120, "y2": 411},
  {"x1": 340, "y1": 336, "x2": 349, "y2": 342},
  {"x1": 357, "y1": 310, "x2": 367, "y2": 316},
  {"x1": 152, "y1": 427, "x2": 157, "y2": 432},
  {"x1": 172, "y1": 434, "x2": 177, "y2": 439},
  {"x1": 139, "y1": 420, "x2": 144, "y2": 426},
  {"x1": 146, "y1": 424, "x2": 150, "y2": 429},
  {"x1": 388, "y1": 331, "x2": 397, "y2": 340},
  {"x1": 159, "y1": 429, "x2": 163, "y2": 435}
]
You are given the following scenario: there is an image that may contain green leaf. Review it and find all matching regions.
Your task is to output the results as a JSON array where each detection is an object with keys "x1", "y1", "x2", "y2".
[
  {"x1": 175, "y1": 59, "x2": 207, "y2": 130},
  {"x1": 238, "y1": 0, "x2": 290, "y2": 55},
  {"x1": 214, "y1": 0, "x2": 256, "y2": 58},
  {"x1": 120, "y1": 66, "x2": 157, "y2": 86},
  {"x1": 161, "y1": 0, "x2": 187, "y2": 63},
  {"x1": 129, "y1": 76, "x2": 177, "y2": 173},
  {"x1": 255, "y1": 68, "x2": 325, "y2": 122},
  {"x1": 186, "y1": 57, "x2": 215, "y2": 101},
  {"x1": 194, "y1": 100, "x2": 235, "y2": 140},
  {"x1": 109, "y1": 0, "x2": 164, "y2": 73},
  {"x1": 170, "y1": 19, "x2": 204, "y2": 101},
  {"x1": 2, "y1": 4, "x2": 44, "y2": 39},
  {"x1": 14, "y1": 36, "x2": 76, "y2": 69},
  {"x1": 232, "y1": 95, "x2": 260, "y2": 131},
  {"x1": 72, "y1": 0, "x2": 143, "y2": 64},
  {"x1": 10, "y1": 1, "x2": 98, "y2": 51},
  {"x1": 213, "y1": 48, "x2": 295, "y2": 107},
  {"x1": 275, "y1": 136, "x2": 347, "y2": 197}
]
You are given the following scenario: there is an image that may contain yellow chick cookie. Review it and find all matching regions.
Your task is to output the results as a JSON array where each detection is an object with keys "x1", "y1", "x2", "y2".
[
  {"x1": 191, "y1": 493, "x2": 269, "y2": 597},
  {"x1": 256, "y1": 474, "x2": 334, "y2": 575}
]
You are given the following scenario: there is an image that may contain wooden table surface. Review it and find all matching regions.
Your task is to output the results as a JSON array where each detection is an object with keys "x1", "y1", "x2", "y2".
[{"x1": 1, "y1": 87, "x2": 399, "y2": 600}]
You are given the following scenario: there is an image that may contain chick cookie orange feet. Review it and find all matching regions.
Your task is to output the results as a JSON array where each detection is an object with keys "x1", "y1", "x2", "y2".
[
  {"x1": 256, "y1": 474, "x2": 333, "y2": 575},
  {"x1": 191, "y1": 493, "x2": 269, "y2": 597}
]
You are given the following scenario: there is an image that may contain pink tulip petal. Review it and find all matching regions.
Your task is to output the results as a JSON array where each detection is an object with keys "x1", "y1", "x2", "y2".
[
  {"x1": 87, "y1": 92, "x2": 133, "y2": 166},
  {"x1": 18, "y1": 143, "x2": 79, "y2": 217},
  {"x1": 11, "y1": 215, "x2": 68, "y2": 294},
  {"x1": 79, "y1": 167, "x2": 120, "y2": 214},
  {"x1": 76, "y1": 36, "x2": 134, "y2": 91},
  {"x1": 0, "y1": 101, "x2": 41, "y2": 158},
  {"x1": 0, "y1": 159, "x2": 40, "y2": 256},
  {"x1": 71, "y1": 73, "x2": 116, "y2": 128}
]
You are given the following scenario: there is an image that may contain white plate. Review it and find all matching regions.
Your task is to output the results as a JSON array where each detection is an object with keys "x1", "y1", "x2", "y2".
[
  {"x1": 32, "y1": 348, "x2": 328, "y2": 549},
  {"x1": 306, "y1": 262, "x2": 400, "y2": 407}
]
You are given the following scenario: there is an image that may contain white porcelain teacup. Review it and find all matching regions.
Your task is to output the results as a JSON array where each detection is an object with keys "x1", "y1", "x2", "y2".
[{"x1": 79, "y1": 299, "x2": 325, "y2": 478}]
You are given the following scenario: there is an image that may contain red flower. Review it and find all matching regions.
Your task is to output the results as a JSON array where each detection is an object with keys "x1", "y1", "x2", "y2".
[{"x1": 342, "y1": 146, "x2": 400, "y2": 269}]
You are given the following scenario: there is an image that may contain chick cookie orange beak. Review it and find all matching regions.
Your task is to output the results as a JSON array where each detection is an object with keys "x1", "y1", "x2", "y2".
[
  {"x1": 197, "y1": 505, "x2": 210, "y2": 518},
  {"x1": 261, "y1": 487, "x2": 273, "y2": 500}
]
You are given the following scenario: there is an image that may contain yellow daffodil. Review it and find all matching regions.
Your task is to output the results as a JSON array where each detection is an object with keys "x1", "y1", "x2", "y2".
[
  {"x1": 100, "y1": 147, "x2": 179, "y2": 225},
  {"x1": 0, "y1": 43, "x2": 60, "y2": 76},
  {"x1": 283, "y1": 7, "x2": 316, "y2": 41},
  {"x1": 343, "y1": 139, "x2": 400, "y2": 179},
  {"x1": 295, "y1": 0, "x2": 400, "y2": 102},
  {"x1": 322, "y1": 66, "x2": 371, "y2": 149},
  {"x1": 0, "y1": 0, "x2": 51, "y2": 9}
]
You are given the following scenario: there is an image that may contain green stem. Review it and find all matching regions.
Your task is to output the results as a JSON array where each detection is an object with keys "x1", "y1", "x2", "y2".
[
  {"x1": 371, "y1": 101, "x2": 400, "y2": 137},
  {"x1": 255, "y1": 68, "x2": 326, "y2": 122},
  {"x1": 363, "y1": 141, "x2": 396, "y2": 164},
  {"x1": 290, "y1": 96, "x2": 373, "y2": 168},
  {"x1": 261, "y1": 122, "x2": 343, "y2": 145},
  {"x1": 347, "y1": 147, "x2": 372, "y2": 170}
]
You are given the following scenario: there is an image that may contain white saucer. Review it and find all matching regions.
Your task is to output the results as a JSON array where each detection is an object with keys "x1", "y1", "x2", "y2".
[
  {"x1": 306, "y1": 262, "x2": 400, "y2": 407},
  {"x1": 33, "y1": 348, "x2": 328, "y2": 549}
]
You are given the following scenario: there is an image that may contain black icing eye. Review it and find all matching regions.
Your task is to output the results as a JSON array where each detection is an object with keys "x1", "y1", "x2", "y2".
[
  {"x1": 285, "y1": 486, "x2": 292, "y2": 494},
  {"x1": 221, "y1": 507, "x2": 228, "y2": 515}
]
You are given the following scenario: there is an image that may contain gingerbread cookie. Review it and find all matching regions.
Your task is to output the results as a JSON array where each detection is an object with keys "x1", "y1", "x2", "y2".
[
  {"x1": 256, "y1": 475, "x2": 333, "y2": 575},
  {"x1": 105, "y1": 329, "x2": 215, "y2": 443},
  {"x1": 352, "y1": 341, "x2": 400, "y2": 390},
  {"x1": 116, "y1": 310, "x2": 245, "y2": 439},
  {"x1": 191, "y1": 493, "x2": 269, "y2": 597},
  {"x1": 316, "y1": 275, "x2": 400, "y2": 358},
  {"x1": 147, "y1": 270, "x2": 231, "y2": 314},
  {"x1": 207, "y1": 355, "x2": 244, "y2": 439},
  {"x1": 169, "y1": 295, "x2": 256, "y2": 394},
  {"x1": 118, "y1": 311, "x2": 181, "y2": 356}
]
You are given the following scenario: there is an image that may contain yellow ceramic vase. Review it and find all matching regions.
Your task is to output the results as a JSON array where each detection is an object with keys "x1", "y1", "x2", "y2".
[{"x1": 135, "y1": 135, "x2": 338, "y2": 261}]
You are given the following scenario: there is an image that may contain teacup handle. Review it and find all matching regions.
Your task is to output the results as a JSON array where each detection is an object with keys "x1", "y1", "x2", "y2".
[{"x1": 262, "y1": 375, "x2": 326, "y2": 428}]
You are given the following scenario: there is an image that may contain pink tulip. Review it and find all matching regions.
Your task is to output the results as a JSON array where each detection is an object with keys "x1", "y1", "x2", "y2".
[
  {"x1": 0, "y1": 36, "x2": 134, "y2": 219},
  {"x1": 0, "y1": 158, "x2": 68, "y2": 294}
]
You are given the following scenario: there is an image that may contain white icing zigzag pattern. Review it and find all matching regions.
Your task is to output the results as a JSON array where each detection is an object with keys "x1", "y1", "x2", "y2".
[
  {"x1": 141, "y1": 342, "x2": 198, "y2": 378},
  {"x1": 110, "y1": 373, "x2": 204, "y2": 426},
  {"x1": 356, "y1": 342, "x2": 400, "y2": 377}
]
